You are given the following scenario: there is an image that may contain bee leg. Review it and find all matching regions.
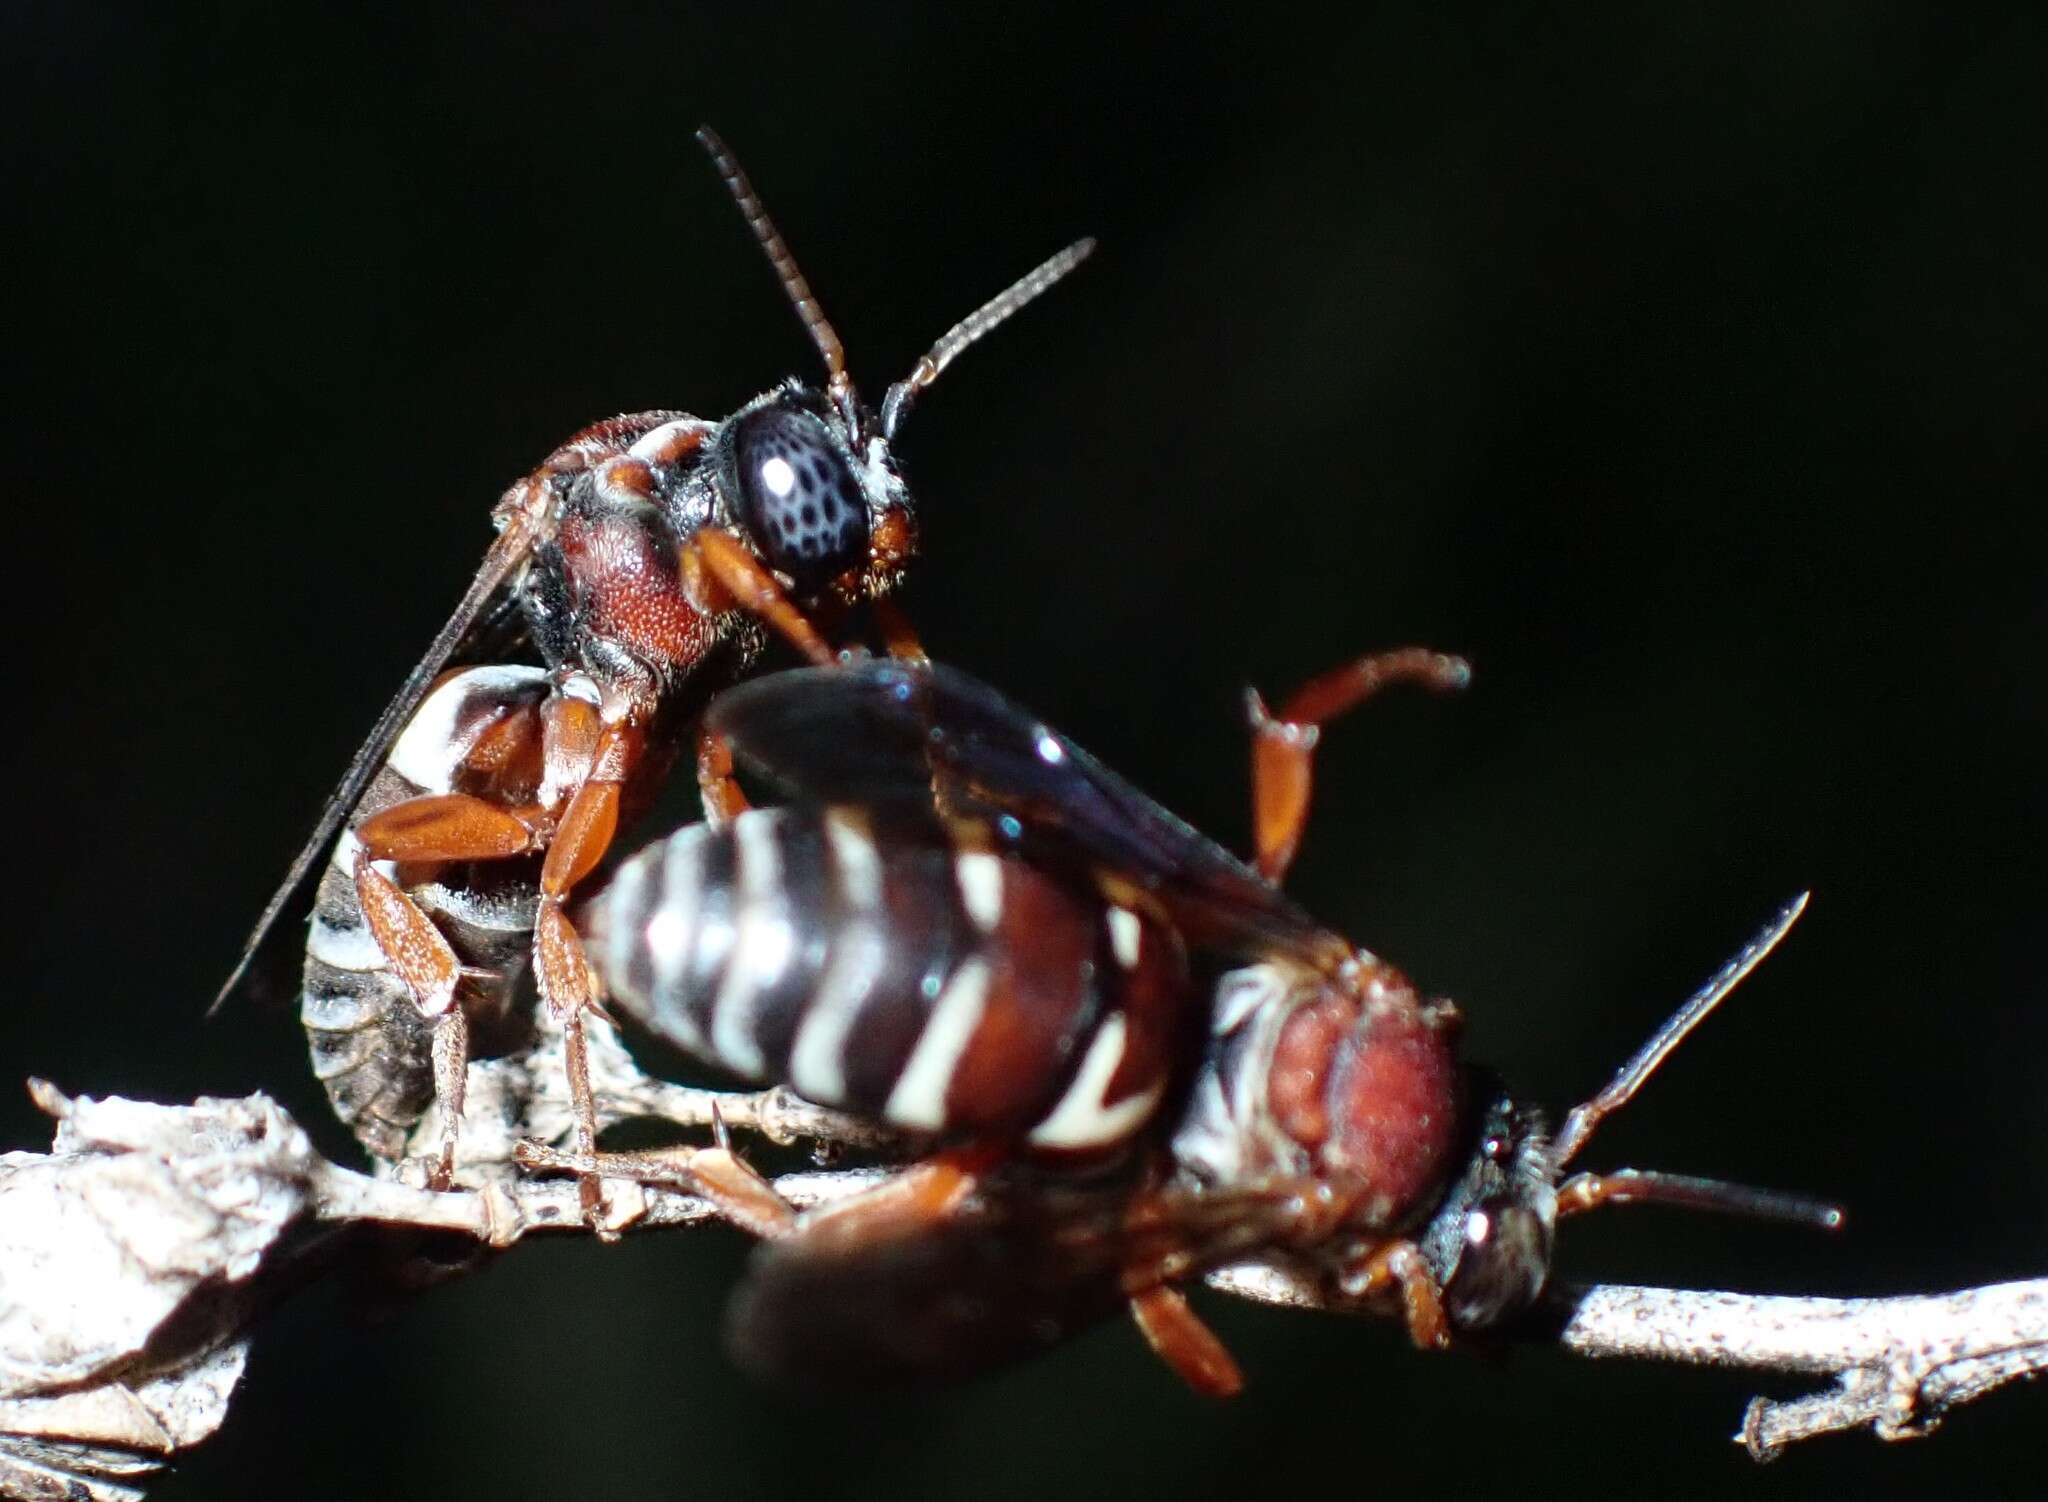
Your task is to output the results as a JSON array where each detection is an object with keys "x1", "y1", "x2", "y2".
[
  {"x1": 695, "y1": 726, "x2": 751, "y2": 826},
  {"x1": 351, "y1": 804, "x2": 543, "y2": 1188},
  {"x1": 1127, "y1": 1286, "x2": 1244, "y2": 1397},
  {"x1": 1342, "y1": 1238, "x2": 1452, "y2": 1350},
  {"x1": 353, "y1": 792, "x2": 542, "y2": 864},
  {"x1": 872, "y1": 596, "x2": 929, "y2": 663},
  {"x1": 1245, "y1": 648, "x2": 1473, "y2": 883},
  {"x1": 799, "y1": 1147, "x2": 992, "y2": 1241},
  {"x1": 709, "y1": 1145, "x2": 992, "y2": 1261},
  {"x1": 534, "y1": 900, "x2": 608, "y2": 1233},
  {"x1": 352, "y1": 853, "x2": 466, "y2": 1019},
  {"x1": 519, "y1": 1135, "x2": 992, "y2": 1253},
  {"x1": 680, "y1": 527, "x2": 838, "y2": 667},
  {"x1": 427, "y1": 1007, "x2": 468, "y2": 1190},
  {"x1": 521, "y1": 1139, "x2": 986, "y2": 1244},
  {"x1": 683, "y1": 1145, "x2": 801, "y2": 1237},
  {"x1": 517, "y1": 1140, "x2": 801, "y2": 1240},
  {"x1": 533, "y1": 724, "x2": 640, "y2": 1235},
  {"x1": 352, "y1": 854, "x2": 465, "y2": 1186}
]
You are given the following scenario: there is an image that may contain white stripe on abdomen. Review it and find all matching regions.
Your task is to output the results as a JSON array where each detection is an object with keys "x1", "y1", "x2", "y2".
[{"x1": 883, "y1": 958, "x2": 991, "y2": 1130}]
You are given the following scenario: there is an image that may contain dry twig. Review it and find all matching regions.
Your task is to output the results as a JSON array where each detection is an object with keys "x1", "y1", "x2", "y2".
[
  {"x1": 2, "y1": 1011, "x2": 2036, "y2": 1498},
  {"x1": 1204, "y1": 1265, "x2": 2048, "y2": 1459}
]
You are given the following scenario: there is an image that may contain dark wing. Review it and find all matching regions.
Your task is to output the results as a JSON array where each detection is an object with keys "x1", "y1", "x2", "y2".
[
  {"x1": 725, "y1": 1175, "x2": 1302, "y2": 1391},
  {"x1": 210, "y1": 505, "x2": 549, "y2": 1012},
  {"x1": 703, "y1": 660, "x2": 1346, "y2": 970}
]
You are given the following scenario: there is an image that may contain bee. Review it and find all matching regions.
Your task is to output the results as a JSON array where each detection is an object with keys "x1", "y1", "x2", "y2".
[
  {"x1": 569, "y1": 655, "x2": 1838, "y2": 1392},
  {"x1": 216, "y1": 131, "x2": 1093, "y2": 1190}
]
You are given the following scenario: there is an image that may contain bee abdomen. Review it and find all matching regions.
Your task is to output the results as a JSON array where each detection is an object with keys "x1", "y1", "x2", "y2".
[
  {"x1": 587, "y1": 807, "x2": 1189, "y2": 1149},
  {"x1": 298, "y1": 665, "x2": 548, "y2": 1161},
  {"x1": 301, "y1": 842, "x2": 437, "y2": 1160}
]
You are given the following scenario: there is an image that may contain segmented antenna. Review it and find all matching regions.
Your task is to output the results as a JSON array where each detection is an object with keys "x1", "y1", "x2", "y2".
[
  {"x1": 880, "y1": 238, "x2": 1097, "y2": 438},
  {"x1": 1555, "y1": 1167, "x2": 1844, "y2": 1231},
  {"x1": 1545, "y1": 892, "x2": 1844, "y2": 1235},
  {"x1": 696, "y1": 126, "x2": 851, "y2": 404},
  {"x1": 1553, "y1": 891, "x2": 1810, "y2": 1166}
]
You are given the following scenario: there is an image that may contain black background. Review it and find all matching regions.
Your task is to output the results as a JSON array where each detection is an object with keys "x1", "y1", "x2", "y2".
[{"x1": 4, "y1": 5, "x2": 2043, "y2": 1499}]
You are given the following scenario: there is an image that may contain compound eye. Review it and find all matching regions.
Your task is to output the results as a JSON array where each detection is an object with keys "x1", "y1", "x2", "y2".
[
  {"x1": 725, "y1": 406, "x2": 870, "y2": 595},
  {"x1": 1440, "y1": 1197, "x2": 1552, "y2": 1332}
]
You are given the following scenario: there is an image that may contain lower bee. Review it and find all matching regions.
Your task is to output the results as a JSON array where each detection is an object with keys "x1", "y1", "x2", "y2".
[{"x1": 570, "y1": 655, "x2": 1839, "y2": 1392}]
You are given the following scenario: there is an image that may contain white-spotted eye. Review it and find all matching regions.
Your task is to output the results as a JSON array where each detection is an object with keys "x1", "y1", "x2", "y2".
[
  {"x1": 724, "y1": 405, "x2": 869, "y2": 594},
  {"x1": 1440, "y1": 1197, "x2": 1550, "y2": 1330}
]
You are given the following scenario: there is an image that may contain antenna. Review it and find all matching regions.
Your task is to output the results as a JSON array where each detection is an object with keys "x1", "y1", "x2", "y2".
[
  {"x1": 1545, "y1": 892, "x2": 1844, "y2": 1235},
  {"x1": 880, "y1": 238, "x2": 1097, "y2": 438},
  {"x1": 1554, "y1": 1167, "x2": 1844, "y2": 1231},
  {"x1": 1552, "y1": 891, "x2": 1810, "y2": 1166},
  {"x1": 696, "y1": 126, "x2": 853, "y2": 409}
]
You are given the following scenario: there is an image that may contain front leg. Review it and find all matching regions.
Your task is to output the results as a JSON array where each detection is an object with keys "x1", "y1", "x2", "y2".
[
  {"x1": 1339, "y1": 1237, "x2": 1452, "y2": 1351},
  {"x1": 681, "y1": 527, "x2": 839, "y2": 667}
]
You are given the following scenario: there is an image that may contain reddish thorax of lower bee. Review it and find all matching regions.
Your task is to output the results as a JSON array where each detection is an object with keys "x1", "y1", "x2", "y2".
[
  {"x1": 1268, "y1": 965, "x2": 1463, "y2": 1221},
  {"x1": 1174, "y1": 957, "x2": 1464, "y2": 1242}
]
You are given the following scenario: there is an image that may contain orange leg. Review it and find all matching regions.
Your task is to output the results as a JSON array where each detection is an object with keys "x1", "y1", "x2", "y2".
[
  {"x1": 536, "y1": 863, "x2": 606, "y2": 1217},
  {"x1": 350, "y1": 853, "x2": 469, "y2": 1186},
  {"x1": 695, "y1": 726, "x2": 751, "y2": 826},
  {"x1": 741, "y1": 1150, "x2": 985, "y2": 1249},
  {"x1": 352, "y1": 853, "x2": 466, "y2": 1018},
  {"x1": 351, "y1": 796, "x2": 552, "y2": 1188},
  {"x1": 517, "y1": 1142, "x2": 992, "y2": 1249},
  {"x1": 351, "y1": 792, "x2": 549, "y2": 1018},
  {"x1": 518, "y1": 1140, "x2": 800, "y2": 1240},
  {"x1": 530, "y1": 717, "x2": 648, "y2": 1228},
  {"x1": 539, "y1": 686, "x2": 604, "y2": 809},
  {"x1": 353, "y1": 792, "x2": 540, "y2": 863},
  {"x1": 681, "y1": 527, "x2": 837, "y2": 667},
  {"x1": 1340, "y1": 1237, "x2": 1451, "y2": 1350},
  {"x1": 426, "y1": 1005, "x2": 469, "y2": 1190},
  {"x1": 795, "y1": 1147, "x2": 994, "y2": 1251},
  {"x1": 1128, "y1": 1286, "x2": 1244, "y2": 1397},
  {"x1": 351, "y1": 793, "x2": 550, "y2": 1010},
  {"x1": 1247, "y1": 647, "x2": 1471, "y2": 883},
  {"x1": 872, "y1": 596, "x2": 929, "y2": 663}
]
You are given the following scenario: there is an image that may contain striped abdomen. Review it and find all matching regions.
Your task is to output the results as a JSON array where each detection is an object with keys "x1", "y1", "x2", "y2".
[
  {"x1": 300, "y1": 665, "x2": 549, "y2": 1160},
  {"x1": 585, "y1": 807, "x2": 1191, "y2": 1151}
]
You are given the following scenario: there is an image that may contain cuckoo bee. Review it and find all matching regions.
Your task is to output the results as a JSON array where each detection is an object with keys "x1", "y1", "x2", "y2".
[
  {"x1": 569, "y1": 656, "x2": 1840, "y2": 1393},
  {"x1": 214, "y1": 131, "x2": 1093, "y2": 1190}
]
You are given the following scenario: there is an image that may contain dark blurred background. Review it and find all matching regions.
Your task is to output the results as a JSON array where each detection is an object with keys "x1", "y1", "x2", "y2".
[{"x1": 4, "y1": 4, "x2": 2042, "y2": 1498}]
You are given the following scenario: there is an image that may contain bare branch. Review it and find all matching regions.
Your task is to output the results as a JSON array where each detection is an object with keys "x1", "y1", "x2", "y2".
[
  {"x1": 4, "y1": 1008, "x2": 2039, "y2": 1497},
  {"x1": 1562, "y1": 1281, "x2": 2048, "y2": 1459},
  {"x1": 0, "y1": 1075, "x2": 885, "y2": 1502},
  {"x1": 1204, "y1": 1263, "x2": 2048, "y2": 1458}
]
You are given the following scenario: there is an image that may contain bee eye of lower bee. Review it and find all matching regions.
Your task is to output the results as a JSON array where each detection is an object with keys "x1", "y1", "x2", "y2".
[
  {"x1": 725, "y1": 405, "x2": 870, "y2": 594},
  {"x1": 1441, "y1": 1196, "x2": 1552, "y2": 1331}
]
